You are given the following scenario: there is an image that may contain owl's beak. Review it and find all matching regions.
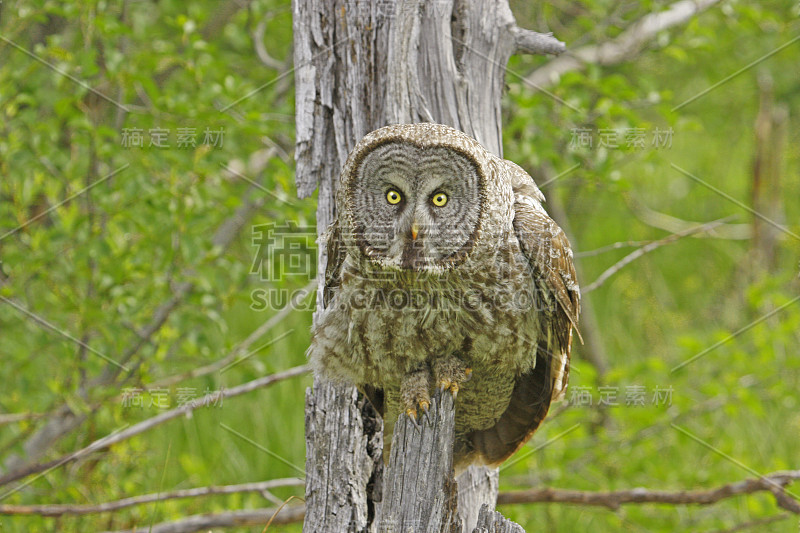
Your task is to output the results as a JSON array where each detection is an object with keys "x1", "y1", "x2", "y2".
[{"x1": 411, "y1": 221, "x2": 419, "y2": 240}]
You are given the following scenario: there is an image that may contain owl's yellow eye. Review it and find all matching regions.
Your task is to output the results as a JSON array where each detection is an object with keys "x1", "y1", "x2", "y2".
[
  {"x1": 386, "y1": 189, "x2": 402, "y2": 204},
  {"x1": 431, "y1": 192, "x2": 448, "y2": 207}
]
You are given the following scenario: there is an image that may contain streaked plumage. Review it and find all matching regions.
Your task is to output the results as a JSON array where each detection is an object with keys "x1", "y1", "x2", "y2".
[{"x1": 309, "y1": 123, "x2": 580, "y2": 470}]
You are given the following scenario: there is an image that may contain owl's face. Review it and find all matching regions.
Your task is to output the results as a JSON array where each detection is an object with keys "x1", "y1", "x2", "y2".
[{"x1": 346, "y1": 140, "x2": 484, "y2": 271}]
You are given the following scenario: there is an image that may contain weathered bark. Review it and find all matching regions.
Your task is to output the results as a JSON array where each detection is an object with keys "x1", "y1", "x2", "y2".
[
  {"x1": 472, "y1": 504, "x2": 525, "y2": 533},
  {"x1": 376, "y1": 392, "x2": 459, "y2": 531},
  {"x1": 458, "y1": 467, "x2": 500, "y2": 532},
  {"x1": 294, "y1": 1, "x2": 563, "y2": 531},
  {"x1": 303, "y1": 382, "x2": 383, "y2": 532}
]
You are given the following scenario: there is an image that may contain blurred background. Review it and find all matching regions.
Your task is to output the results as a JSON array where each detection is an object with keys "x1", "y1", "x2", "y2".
[{"x1": 0, "y1": 1, "x2": 798, "y2": 531}]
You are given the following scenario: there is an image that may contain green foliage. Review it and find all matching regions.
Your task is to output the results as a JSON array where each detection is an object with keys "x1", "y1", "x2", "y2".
[
  {"x1": 1, "y1": 1, "x2": 308, "y2": 531},
  {"x1": 1, "y1": 1, "x2": 798, "y2": 531},
  {"x1": 501, "y1": 1, "x2": 800, "y2": 531}
]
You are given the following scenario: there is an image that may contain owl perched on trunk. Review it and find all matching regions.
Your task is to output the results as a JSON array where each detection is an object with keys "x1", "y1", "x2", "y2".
[{"x1": 309, "y1": 123, "x2": 580, "y2": 470}]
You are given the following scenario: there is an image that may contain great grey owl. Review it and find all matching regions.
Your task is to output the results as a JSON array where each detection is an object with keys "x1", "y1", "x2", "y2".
[{"x1": 309, "y1": 123, "x2": 580, "y2": 470}]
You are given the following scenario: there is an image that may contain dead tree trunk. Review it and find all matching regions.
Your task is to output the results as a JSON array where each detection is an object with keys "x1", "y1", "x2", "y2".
[
  {"x1": 293, "y1": 1, "x2": 564, "y2": 531},
  {"x1": 377, "y1": 392, "x2": 460, "y2": 531}
]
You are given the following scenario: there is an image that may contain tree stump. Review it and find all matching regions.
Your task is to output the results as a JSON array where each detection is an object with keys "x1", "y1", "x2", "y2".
[
  {"x1": 376, "y1": 392, "x2": 459, "y2": 531},
  {"x1": 473, "y1": 504, "x2": 525, "y2": 533}
]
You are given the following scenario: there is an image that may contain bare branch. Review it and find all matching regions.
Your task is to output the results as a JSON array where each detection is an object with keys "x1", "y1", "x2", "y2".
[
  {"x1": 575, "y1": 239, "x2": 664, "y2": 258},
  {"x1": 0, "y1": 413, "x2": 43, "y2": 427},
  {"x1": 526, "y1": 0, "x2": 721, "y2": 89},
  {"x1": 626, "y1": 196, "x2": 751, "y2": 240},
  {"x1": 497, "y1": 470, "x2": 800, "y2": 513},
  {"x1": 0, "y1": 479, "x2": 303, "y2": 516},
  {"x1": 582, "y1": 218, "x2": 731, "y2": 293},
  {"x1": 0, "y1": 365, "x2": 309, "y2": 488},
  {"x1": 101, "y1": 505, "x2": 305, "y2": 533},
  {"x1": 253, "y1": 18, "x2": 285, "y2": 69},
  {"x1": 150, "y1": 279, "x2": 316, "y2": 388},
  {"x1": 512, "y1": 27, "x2": 566, "y2": 56}
]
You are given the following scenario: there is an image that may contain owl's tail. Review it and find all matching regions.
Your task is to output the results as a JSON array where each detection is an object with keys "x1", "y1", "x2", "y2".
[{"x1": 455, "y1": 342, "x2": 554, "y2": 470}]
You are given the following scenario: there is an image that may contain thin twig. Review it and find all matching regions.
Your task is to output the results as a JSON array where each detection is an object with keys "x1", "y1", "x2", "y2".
[
  {"x1": 512, "y1": 27, "x2": 566, "y2": 56},
  {"x1": 101, "y1": 505, "x2": 305, "y2": 533},
  {"x1": 525, "y1": 0, "x2": 722, "y2": 89},
  {"x1": 150, "y1": 279, "x2": 316, "y2": 388},
  {"x1": 253, "y1": 17, "x2": 286, "y2": 70},
  {"x1": 582, "y1": 218, "x2": 731, "y2": 293},
  {"x1": 626, "y1": 195, "x2": 751, "y2": 240},
  {"x1": 0, "y1": 479, "x2": 303, "y2": 516},
  {"x1": 262, "y1": 495, "x2": 303, "y2": 532},
  {"x1": 497, "y1": 470, "x2": 800, "y2": 513},
  {"x1": 0, "y1": 413, "x2": 44, "y2": 426},
  {"x1": 0, "y1": 366, "x2": 310, "y2": 489},
  {"x1": 576, "y1": 239, "x2": 672, "y2": 258}
]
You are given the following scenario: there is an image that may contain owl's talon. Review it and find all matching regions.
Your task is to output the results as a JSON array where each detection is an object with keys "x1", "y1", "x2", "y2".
[
  {"x1": 420, "y1": 407, "x2": 431, "y2": 424},
  {"x1": 406, "y1": 408, "x2": 422, "y2": 429},
  {"x1": 433, "y1": 356, "x2": 470, "y2": 400},
  {"x1": 401, "y1": 368, "x2": 432, "y2": 426}
]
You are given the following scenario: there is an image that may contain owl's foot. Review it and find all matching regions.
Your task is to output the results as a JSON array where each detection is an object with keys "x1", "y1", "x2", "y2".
[
  {"x1": 400, "y1": 368, "x2": 432, "y2": 422},
  {"x1": 433, "y1": 356, "x2": 472, "y2": 399}
]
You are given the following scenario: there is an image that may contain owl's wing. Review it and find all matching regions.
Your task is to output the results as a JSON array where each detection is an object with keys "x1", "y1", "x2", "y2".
[
  {"x1": 321, "y1": 219, "x2": 386, "y2": 416},
  {"x1": 512, "y1": 191, "x2": 581, "y2": 397},
  {"x1": 461, "y1": 161, "x2": 580, "y2": 468}
]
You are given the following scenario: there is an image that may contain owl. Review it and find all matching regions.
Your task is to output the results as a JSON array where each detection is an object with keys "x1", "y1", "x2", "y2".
[{"x1": 309, "y1": 123, "x2": 580, "y2": 470}]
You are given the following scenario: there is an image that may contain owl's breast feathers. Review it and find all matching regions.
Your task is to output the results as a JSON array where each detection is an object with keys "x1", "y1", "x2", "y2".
[{"x1": 312, "y1": 246, "x2": 537, "y2": 386}]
